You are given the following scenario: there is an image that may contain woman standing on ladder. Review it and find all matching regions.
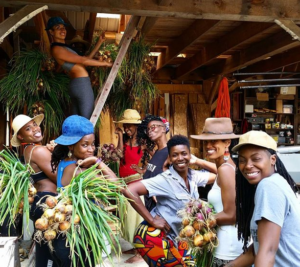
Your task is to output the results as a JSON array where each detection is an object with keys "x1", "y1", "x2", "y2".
[{"x1": 46, "y1": 16, "x2": 112, "y2": 119}]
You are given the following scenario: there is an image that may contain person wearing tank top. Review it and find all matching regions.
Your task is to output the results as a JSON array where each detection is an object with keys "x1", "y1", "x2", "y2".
[
  {"x1": 191, "y1": 118, "x2": 243, "y2": 267},
  {"x1": 45, "y1": 17, "x2": 112, "y2": 119},
  {"x1": 51, "y1": 115, "x2": 118, "y2": 267},
  {"x1": 10, "y1": 114, "x2": 58, "y2": 267}
]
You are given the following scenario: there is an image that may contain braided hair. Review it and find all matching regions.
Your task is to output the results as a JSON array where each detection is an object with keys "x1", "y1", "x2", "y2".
[
  {"x1": 236, "y1": 148, "x2": 298, "y2": 251},
  {"x1": 51, "y1": 144, "x2": 69, "y2": 173},
  {"x1": 136, "y1": 114, "x2": 161, "y2": 166}
]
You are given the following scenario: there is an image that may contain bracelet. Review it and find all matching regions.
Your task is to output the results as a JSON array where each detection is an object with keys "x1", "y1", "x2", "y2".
[{"x1": 96, "y1": 158, "x2": 102, "y2": 164}]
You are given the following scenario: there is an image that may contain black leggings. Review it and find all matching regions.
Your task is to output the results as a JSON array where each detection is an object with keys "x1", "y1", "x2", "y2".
[
  {"x1": 31, "y1": 191, "x2": 58, "y2": 267},
  {"x1": 69, "y1": 77, "x2": 94, "y2": 119}
]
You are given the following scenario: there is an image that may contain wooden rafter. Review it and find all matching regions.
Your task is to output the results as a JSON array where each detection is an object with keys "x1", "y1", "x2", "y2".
[
  {"x1": 208, "y1": 75, "x2": 223, "y2": 105},
  {"x1": 175, "y1": 22, "x2": 276, "y2": 79},
  {"x1": 157, "y1": 0, "x2": 172, "y2": 6},
  {"x1": 90, "y1": 16, "x2": 141, "y2": 126},
  {"x1": 275, "y1": 19, "x2": 300, "y2": 41},
  {"x1": 2, "y1": 0, "x2": 300, "y2": 22},
  {"x1": 155, "y1": 20, "x2": 219, "y2": 72},
  {"x1": 87, "y1": 13, "x2": 97, "y2": 44},
  {"x1": 0, "y1": 4, "x2": 48, "y2": 44},
  {"x1": 203, "y1": 31, "x2": 300, "y2": 79},
  {"x1": 141, "y1": 17, "x2": 157, "y2": 35},
  {"x1": 33, "y1": 11, "x2": 51, "y2": 54}
]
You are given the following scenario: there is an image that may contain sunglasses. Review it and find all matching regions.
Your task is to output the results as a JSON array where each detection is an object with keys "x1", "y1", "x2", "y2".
[{"x1": 145, "y1": 124, "x2": 165, "y2": 134}]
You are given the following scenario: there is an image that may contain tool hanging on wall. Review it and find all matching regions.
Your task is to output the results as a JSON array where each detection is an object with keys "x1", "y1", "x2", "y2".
[{"x1": 215, "y1": 77, "x2": 230, "y2": 118}]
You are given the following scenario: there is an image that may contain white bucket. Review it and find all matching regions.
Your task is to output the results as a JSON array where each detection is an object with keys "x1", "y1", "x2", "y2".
[{"x1": 101, "y1": 234, "x2": 111, "y2": 258}]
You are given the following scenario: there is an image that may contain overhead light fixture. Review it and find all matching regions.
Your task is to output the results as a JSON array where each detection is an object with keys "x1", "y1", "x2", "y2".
[
  {"x1": 149, "y1": 52, "x2": 161, "y2": 57},
  {"x1": 177, "y1": 53, "x2": 186, "y2": 58},
  {"x1": 96, "y1": 13, "x2": 120, "y2": 19}
]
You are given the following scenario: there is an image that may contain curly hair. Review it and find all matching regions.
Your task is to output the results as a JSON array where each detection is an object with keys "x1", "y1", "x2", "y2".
[
  {"x1": 51, "y1": 144, "x2": 69, "y2": 173},
  {"x1": 167, "y1": 135, "x2": 190, "y2": 154},
  {"x1": 235, "y1": 148, "x2": 298, "y2": 252},
  {"x1": 136, "y1": 114, "x2": 162, "y2": 166}
]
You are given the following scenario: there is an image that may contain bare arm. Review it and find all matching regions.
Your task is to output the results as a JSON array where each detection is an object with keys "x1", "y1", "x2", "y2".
[
  {"x1": 51, "y1": 46, "x2": 111, "y2": 67},
  {"x1": 122, "y1": 181, "x2": 170, "y2": 231},
  {"x1": 191, "y1": 155, "x2": 217, "y2": 174},
  {"x1": 29, "y1": 146, "x2": 57, "y2": 183},
  {"x1": 254, "y1": 219, "x2": 281, "y2": 267},
  {"x1": 215, "y1": 164, "x2": 237, "y2": 225},
  {"x1": 86, "y1": 33, "x2": 105, "y2": 59},
  {"x1": 224, "y1": 244, "x2": 255, "y2": 267}
]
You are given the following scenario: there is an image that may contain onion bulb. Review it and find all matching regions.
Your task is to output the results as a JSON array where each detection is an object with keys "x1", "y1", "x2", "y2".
[
  {"x1": 28, "y1": 196, "x2": 34, "y2": 204},
  {"x1": 43, "y1": 209, "x2": 55, "y2": 219},
  {"x1": 192, "y1": 220, "x2": 204, "y2": 231},
  {"x1": 182, "y1": 218, "x2": 190, "y2": 226},
  {"x1": 203, "y1": 232, "x2": 214, "y2": 242},
  {"x1": 179, "y1": 230, "x2": 185, "y2": 238},
  {"x1": 45, "y1": 196, "x2": 57, "y2": 208},
  {"x1": 55, "y1": 204, "x2": 66, "y2": 214},
  {"x1": 194, "y1": 234, "x2": 204, "y2": 247},
  {"x1": 73, "y1": 214, "x2": 80, "y2": 224},
  {"x1": 28, "y1": 187, "x2": 37, "y2": 196},
  {"x1": 183, "y1": 225, "x2": 195, "y2": 237},
  {"x1": 44, "y1": 229, "x2": 56, "y2": 241},
  {"x1": 54, "y1": 212, "x2": 66, "y2": 223},
  {"x1": 19, "y1": 200, "x2": 24, "y2": 209},
  {"x1": 207, "y1": 218, "x2": 217, "y2": 228},
  {"x1": 59, "y1": 221, "x2": 71, "y2": 231},
  {"x1": 65, "y1": 205, "x2": 73, "y2": 215},
  {"x1": 35, "y1": 218, "x2": 49, "y2": 231}
]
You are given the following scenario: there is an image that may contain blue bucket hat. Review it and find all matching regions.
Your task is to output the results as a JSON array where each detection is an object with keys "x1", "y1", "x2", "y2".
[
  {"x1": 55, "y1": 115, "x2": 94, "y2": 145},
  {"x1": 45, "y1": 17, "x2": 68, "y2": 31}
]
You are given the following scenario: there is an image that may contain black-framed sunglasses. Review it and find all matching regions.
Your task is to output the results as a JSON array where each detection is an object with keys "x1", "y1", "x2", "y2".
[{"x1": 144, "y1": 124, "x2": 165, "y2": 134}]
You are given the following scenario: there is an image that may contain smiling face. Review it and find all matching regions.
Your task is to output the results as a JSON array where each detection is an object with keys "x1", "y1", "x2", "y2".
[
  {"x1": 17, "y1": 120, "x2": 43, "y2": 144},
  {"x1": 238, "y1": 145, "x2": 276, "y2": 185},
  {"x1": 49, "y1": 24, "x2": 67, "y2": 42},
  {"x1": 203, "y1": 139, "x2": 231, "y2": 161},
  {"x1": 169, "y1": 144, "x2": 191, "y2": 174},
  {"x1": 123, "y1": 124, "x2": 138, "y2": 138},
  {"x1": 70, "y1": 134, "x2": 96, "y2": 160},
  {"x1": 147, "y1": 120, "x2": 166, "y2": 142}
]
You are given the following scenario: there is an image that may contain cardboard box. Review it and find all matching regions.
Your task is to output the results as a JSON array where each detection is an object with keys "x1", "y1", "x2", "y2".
[
  {"x1": 277, "y1": 94, "x2": 295, "y2": 100},
  {"x1": 283, "y1": 105, "x2": 293, "y2": 114},
  {"x1": 245, "y1": 105, "x2": 254, "y2": 113},
  {"x1": 256, "y1": 93, "x2": 269, "y2": 101},
  {"x1": 276, "y1": 100, "x2": 283, "y2": 113},
  {"x1": 280, "y1": 86, "x2": 296, "y2": 95}
]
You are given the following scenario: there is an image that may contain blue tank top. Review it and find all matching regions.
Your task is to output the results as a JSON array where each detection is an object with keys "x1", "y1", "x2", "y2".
[
  {"x1": 51, "y1": 42, "x2": 77, "y2": 72},
  {"x1": 57, "y1": 159, "x2": 76, "y2": 188}
]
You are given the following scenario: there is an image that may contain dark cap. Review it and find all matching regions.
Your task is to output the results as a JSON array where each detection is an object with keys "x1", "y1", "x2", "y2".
[
  {"x1": 55, "y1": 115, "x2": 94, "y2": 145},
  {"x1": 45, "y1": 17, "x2": 68, "y2": 31}
]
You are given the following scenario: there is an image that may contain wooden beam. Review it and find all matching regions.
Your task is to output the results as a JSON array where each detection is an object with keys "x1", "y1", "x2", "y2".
[
  {"x1": 2, "y1": 0, "x2": 300, "y2": 22},
  {"x1": 118, "y1": 14, "x2": 126, "y2": 33},
  {"x1": 208, "y1": 75, "x2": 222, "y2": 105},
  {"x1": 141, "y1": 17, "x2": 157, "y2": 35},
  {"x1": 275, "y1": 19, "x2": 300, "y2": 41},
  {"x1": 155, "y1": 20, "x2": 219, "y2": 72},
  {"x1": 203, "y1": 31, "x2": 300, "y2": 79},
  {"x1": 152, "y1": 67, "x2": 204, "y2": 82},
  {"x1": 157, "y1": 0, "x2": 173, "y2": 6},
  {"x1": 88, "y1": 12, "x2": 97, "y2": 44},
  {"x1": 211, "y1": 82, "x2": 238, "y2": 112},
  {"x1": 33, "y1": 11, "x2": 50, "y2": 54},
  {"x1": 155, "y1": 84, "x2": 202, "y2": 94},
  {"x1": 90, "y1": 16, "x2": 141, "y2": 126},
  {"x1": 176, "y1": 22, "x2": 276, "y2": 79},
  {"x1": 0, "y1": 4, "x2": 48, "y2": 44},
  {"x1": 238, "y1": 47, "x2": 300, "y2": 75}
]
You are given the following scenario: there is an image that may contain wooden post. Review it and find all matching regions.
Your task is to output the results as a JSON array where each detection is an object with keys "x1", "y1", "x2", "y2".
[{"x1": 90, "y1": 16, "x2": 141, "y2": 126}]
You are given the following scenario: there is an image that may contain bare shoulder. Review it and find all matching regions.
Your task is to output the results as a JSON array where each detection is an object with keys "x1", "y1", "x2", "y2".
[
  {"x1": 217, "y1": 163, "x2": 236, "y2": 184},
  {"x1": 31, "y1": 146, "x2": 52, "y2": 157}
]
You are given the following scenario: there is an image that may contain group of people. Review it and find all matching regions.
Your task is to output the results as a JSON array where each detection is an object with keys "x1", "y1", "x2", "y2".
[
  {"x1": 5, "y1": 108, "x2": 300, "y2": 267},
  {"x1": 2, "y1": 15, "x2": 300, "y2": 267}
]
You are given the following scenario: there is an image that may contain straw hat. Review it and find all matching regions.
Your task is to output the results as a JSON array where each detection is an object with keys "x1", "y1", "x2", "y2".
[
  {"x1": 114, "y1": 109, "x2": 142, "y2": 124},
  {"x1": 11, "y1": 114, "x2": 44, "y2": 147},
  {"x1": 191, "y1": 117, "x2": 239, "y2": 140},
  {"x1": 68, "y1": 35, "x2": 90, "y2": 46},
  {"x1": 232, "y1": 130, "x2": 277, "y2": 152}
]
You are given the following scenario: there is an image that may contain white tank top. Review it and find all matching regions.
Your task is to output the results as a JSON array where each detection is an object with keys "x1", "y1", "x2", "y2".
[{"x1": 207, "y1": 163, "x2": 244, "y2": 260}]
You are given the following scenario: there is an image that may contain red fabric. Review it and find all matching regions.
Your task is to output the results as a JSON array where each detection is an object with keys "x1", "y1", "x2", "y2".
[
  {"x1": 215, "y1": 77, "x2": 230, "y2": 118},
  {"x1": 119, "y1": 143, "x2": 143, "y2": 178}
]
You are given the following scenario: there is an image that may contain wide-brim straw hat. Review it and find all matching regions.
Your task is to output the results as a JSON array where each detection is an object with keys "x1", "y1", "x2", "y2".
[
  {"x1": 191, "y1": 117, "x2": 240, "y2": 140},
  {"x1": 11, "y1": 114, "x2": 44, "y2": 147},
  {"x1": 232, "y1": 130, "x2": 277, "y2": 152},
  {"x1": 114, "y1": 109, "x2": 142, "y2": 124}
]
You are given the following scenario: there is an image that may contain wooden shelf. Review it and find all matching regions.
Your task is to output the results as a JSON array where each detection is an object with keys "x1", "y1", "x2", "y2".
[
  {"x1": 245, "y1": 112, "x2": 294, "y2": 115},
  {"x1": 265, "y1": 129, "x2": 294, "y2": 131}
]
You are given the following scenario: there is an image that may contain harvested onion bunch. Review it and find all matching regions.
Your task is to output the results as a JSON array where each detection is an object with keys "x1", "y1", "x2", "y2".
[
  {"x1": 35, "y1": 164, "x2": 127, "y2": 267},
  {"x1": 0, "y1": 148, "x2": 36, "y2": 231},
  {"x1": 177, "y1": 199, "x2": 218, "y2": 267}
]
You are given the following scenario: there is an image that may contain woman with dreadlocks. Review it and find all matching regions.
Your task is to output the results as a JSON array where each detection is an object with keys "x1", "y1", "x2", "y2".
[
  {"x1": 114, "y1": 109, "x2": 145, "y2": 263},
  {"x1": 225, "y1": 130, "x2": 300, "y2": 267}
]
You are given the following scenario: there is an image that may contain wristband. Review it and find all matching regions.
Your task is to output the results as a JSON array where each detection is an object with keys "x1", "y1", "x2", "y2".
[{"x1": 96, "y1": 158, "x2": 102, "y2": 164}]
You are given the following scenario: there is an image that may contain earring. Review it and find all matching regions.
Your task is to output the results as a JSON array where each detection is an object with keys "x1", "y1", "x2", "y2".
[
  {"x1": 68, "y1": 151, "x2": 72, "y2": 158},
  {"x1": 224, "y1": 148, "x2": 230, "y2": 161}
]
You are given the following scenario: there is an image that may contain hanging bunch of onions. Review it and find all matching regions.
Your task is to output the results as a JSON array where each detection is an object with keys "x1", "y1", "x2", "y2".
[
  {"x1": 34, "y1": 165, "x2": 127, "y2": 266},
  {"x1": 177, "y1": 199, "x2": 218, "y2": 267},
  {"x1": 0, "y1": 148, "x2": 36, "y2": 230}
]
